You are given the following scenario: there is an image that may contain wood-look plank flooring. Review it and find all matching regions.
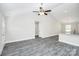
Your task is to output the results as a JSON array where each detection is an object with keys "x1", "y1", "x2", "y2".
[{"x1": 1, "y1": 35, "x2": 79, "y2": 56}]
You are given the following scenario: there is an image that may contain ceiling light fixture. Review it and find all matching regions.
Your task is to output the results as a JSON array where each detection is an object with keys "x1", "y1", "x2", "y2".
[{"x1": 33, "y1": 3, "x2": 51, "y2": 16}]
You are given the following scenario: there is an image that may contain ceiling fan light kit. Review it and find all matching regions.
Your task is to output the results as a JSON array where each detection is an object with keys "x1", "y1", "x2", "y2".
[
  {"x1": 33, "y1": 3, "x2": 51, "y2": 16},
  {"x1": 38, "y1": 12, "x2": 45, "y2": 15}
]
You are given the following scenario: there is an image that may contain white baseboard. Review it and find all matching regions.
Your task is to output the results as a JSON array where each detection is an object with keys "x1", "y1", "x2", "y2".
[
  {"x1": 5, "y1": 34, "x2": 58, "y2": 44},
  {"x1": 5, "y1": 37, "x2": 35, "y2": 44},
  {"x1": 0, "y1": 43, "x2": 5, "y2": 55},
  {"x1": 59, "y1": 39, "x2": 79, "y2": 46},
  {"x1": 40, "y1": 34, "x2": 58, "y2": 38}
]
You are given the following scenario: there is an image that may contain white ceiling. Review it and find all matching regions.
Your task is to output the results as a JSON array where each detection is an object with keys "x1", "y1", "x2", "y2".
[
  {"x1": 0, "y1": 3, "x2": 61, "y2": 15},
  {"x1": 0, "y1": 3, "x2": 79, "y2": 22}
]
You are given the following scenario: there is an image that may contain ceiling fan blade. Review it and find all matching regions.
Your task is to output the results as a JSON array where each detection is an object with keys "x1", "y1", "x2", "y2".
[
  {"x1": 33, "y1": 11, "x2": 39, "y2": 12},
  {"x1": 45, "y1": 10, "x2": 51, "y2": 12},
  {"x1": 44, "y1": 13, "x2": 47, "y2": 15}
]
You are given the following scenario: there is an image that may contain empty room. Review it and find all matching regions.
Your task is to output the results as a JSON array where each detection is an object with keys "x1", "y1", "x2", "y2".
[{"x1": 0, "y1": 3, "x2": 79, "y2": 56}]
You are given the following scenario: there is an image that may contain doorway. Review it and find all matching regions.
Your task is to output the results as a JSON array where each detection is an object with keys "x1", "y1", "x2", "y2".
[{"x1": 35, "y1": 21, "x2": 39, "y2": 38}]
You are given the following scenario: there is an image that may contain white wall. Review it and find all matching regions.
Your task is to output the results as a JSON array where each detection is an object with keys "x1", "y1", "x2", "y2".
[
  {"x1": 5, "y1": 12, "x2": 35, "y2": 43},
  {"x1": 5, "y1": 11, "x2": 59, "y2": 43},
  {"x1": 38, "y1": 15, "x2": 59, "y2": 38}
]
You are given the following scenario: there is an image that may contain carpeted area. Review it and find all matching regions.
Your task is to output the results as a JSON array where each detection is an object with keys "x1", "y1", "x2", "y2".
[{"x1": 1, "y1": 35, "x2": 79, "y2": 56}]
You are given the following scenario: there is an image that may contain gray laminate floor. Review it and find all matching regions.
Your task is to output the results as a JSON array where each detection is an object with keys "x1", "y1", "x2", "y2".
[{"x1": 1, "y1": 35, "x2": 79, "y2": 56}]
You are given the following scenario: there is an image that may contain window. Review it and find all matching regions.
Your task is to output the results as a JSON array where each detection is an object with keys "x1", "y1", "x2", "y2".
[{"x1": 65, "y1": 24, "x2": 71, "y2": 34}]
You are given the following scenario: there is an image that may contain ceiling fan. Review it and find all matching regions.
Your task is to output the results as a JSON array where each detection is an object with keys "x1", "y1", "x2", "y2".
[{"x1": 33, "y1": 3, "x2": 52, "y2": 15}]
